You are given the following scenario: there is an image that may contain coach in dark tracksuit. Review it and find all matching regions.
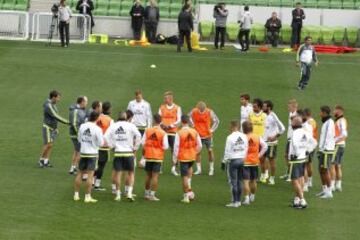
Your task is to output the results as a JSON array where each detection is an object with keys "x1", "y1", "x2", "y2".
[
  {"x1": 130, "y1": 0, "x2": 145, "y2": 40},
  {"x1": 177, "y1": 4, "x2": 193, "y2": 53},
  {"x1": 291, "y1": 2, "x2": 305, "y2": 48}
]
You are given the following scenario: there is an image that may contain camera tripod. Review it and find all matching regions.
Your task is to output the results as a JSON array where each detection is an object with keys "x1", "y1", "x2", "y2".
[{"x1": 47, "y1": 15, "x2": 58, "y2": 46}]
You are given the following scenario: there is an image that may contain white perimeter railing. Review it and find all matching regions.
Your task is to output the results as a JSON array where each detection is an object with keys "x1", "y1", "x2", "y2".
[{"x1": 0, "y1": 10, "x2": 29, "y2": 40}]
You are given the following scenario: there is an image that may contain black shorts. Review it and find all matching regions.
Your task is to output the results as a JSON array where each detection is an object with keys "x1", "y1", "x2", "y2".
[
  {"x1": 145, "y1": 161, "x2": 162, "y2": 173},
  {"x1": 113, "y1": 156, "x2": 134, "y2": 172},
  {"x1": 201, "y1": 138, "x2": 213, "y2": 150},
  {"x1": 71, "y1": 137, "x2": 81, "y2": 152},
  {"x1": 180, "y1": 161, "x2": 194, "y2": 177},
  {"x1": 78, "y1": 157, "x2": 96, "y2": 171},
  {"x1": 265, "y1": 145, "x2": 277, "y2": 159},
  {"x1": 289, "y1": 162, "x2": 305, "y2": 180},
  {"x1": 98, "y1": 148, "x2": 110, "y2": 163},
  {"x1": 307, "y1": 150, "x2": 316, "y2": 163},
  {"x1": 333, "y1": 145, "x2": 345, "y2": 165},
  {"x1": 168, "y1": 134, "x2": 175, "y2": 151},
  {"x1": 318, "y1": 151, "x2": 334, "y2": 170},
  {"x1": 242, "y1": 166, "x2": 258, "y2": 180}
]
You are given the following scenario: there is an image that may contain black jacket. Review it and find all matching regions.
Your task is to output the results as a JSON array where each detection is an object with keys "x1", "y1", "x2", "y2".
[
  {"x1": 265, "y1": 17, "x2": 282, "y2": 32},
  {"x1": 178, "y1": 10, "x2": 193, "y2": 31},
  {"x1": 291, "y1": 8, "x2": 305, "y2": 27},
  {"x1": 130, "y1": 4, "x2": 145, "y2": 27},
  {"x1": 144, "y1": 6, "x2": 159, "y2": 23},
  {"x1": 76, "y1": 0, "x2": 95, "y2": 26}
]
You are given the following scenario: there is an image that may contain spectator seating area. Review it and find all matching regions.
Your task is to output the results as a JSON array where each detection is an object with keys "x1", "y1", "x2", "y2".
[
  {"x1": 0, "y1": 0, "x2": 29, "y2": 10},
  {"x1": 68, "y1": 0, "x2": 194, "y2": 18},
  {"x1": 199, "y1": 21, "x2": 360, "y2": 45},
  {"x1": 198, "y1": 0, "x2": 360, "y2": 9}
]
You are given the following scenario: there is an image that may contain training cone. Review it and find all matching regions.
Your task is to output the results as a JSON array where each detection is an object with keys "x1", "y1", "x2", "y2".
[
  {"x1": 258, "y1": 46, "x2": 269, "y2": 52},
  {"x1": 128, "y1": 31, "x2": 151, "y2": 47}
]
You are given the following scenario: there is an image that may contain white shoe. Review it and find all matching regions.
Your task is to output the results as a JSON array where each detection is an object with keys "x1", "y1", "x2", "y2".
[
  {"x1": 268, "y1": 178, "x2": 275, "y2": 185},
  {"x1": 194, "y1": 170, "x2": 202, "y2": 175},
  {"x1": 149, "y1": 195, "x2": 160, "y2": 201},
  {"x1": 209, "y1": 169, "x2": 214, "y2": 176},
  {"x1": 316, "y1": 191, "x2": 325, "y2": 197},
  {"x1": 114, "y1": 195, "x2": 121, "y2": 201},
  {"x1": 303, "y1": 185, "x2": 309, "y2": 192},
  {"x1": 242, "y1": 198, "x2": 250, "y2": 205},
  {"x1": 84, "y1": 197, "x2": 97, "y2": 203},
  {"x1": 73, "y1": 195, "x2": 80, "y2": 201},
  {"x1": 320, "y1": 192, "x2": 333, "y2": 199},
  {"x1": 286, "y1": 177, "x2": 291, "y2": 182},
  {"x1": 249, "y1": 194, "x2": 255, "y2": 202},
  {"x1": 226, "y1": 202, "x2": 239, "y2": 208},
  {"x1": 279, "y1": 174, "x2": 288, "y2": 179},
  {"x1": 171, "y1": 168, "x2": 179, "y2": 176},
  {"x1": 335, "y1": 186, "x2": 342, "y2": 192}
]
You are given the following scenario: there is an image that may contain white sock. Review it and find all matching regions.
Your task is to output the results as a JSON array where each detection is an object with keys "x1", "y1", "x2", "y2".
[
  {"x1": 124, "y1": 185, "x2": 129, "y2": 194},
  {"x1": 184, "y1": 193, "x2": 189, "y2": 199},
  {"x1": 260, "y1": 173, "x2": 264, "y2": 179},
  {"x1": 112, "y1": 184, "x2": 116, "y2": 191},
  {"x1": 145, "y1": 189, "x2": 150, "y2": 196},
  {"x1": 209, "y1": 162, "x2": 214, "y2": 171},
  {"x1": 44, "y1": 158, "x2": 49, "y2": 164},
  {"x1": 331, "y1": 180, "x2": 335, "y2": 188},
  {"x1": 188, "y1": 178, "x2": 192, "y2": 189},
  {"x1": 336, "y1": 180, "x2": 342, "y2": 188},
  {"x1": 308, "y1": 177, "x2": 312, "y2": 183},
  {"x1": 265, "y1": 170, "x2": 269, "y2": 176},
  {"x1": 171, "y1": 166, "x2": 176, "y2": 171},
  {"x1": 95, "y1": 179, "x2": 101, "y2": 187},
  {"x1": 196, "y1": 163, "x2": 201, "y2": 172},
  {"x1": 269, "y1": 176, "x2": 275, "y2": 181},
  {"x1": 85, "y1": 194, "x2": 91, "y2": 200},
  {"x1": 294, "y1": 197, "x2": 300, "y2": 204},
  {"x1": 244, "y1": 195, "x2": 250, "y2": 202},
  {"x1": 116, "y1": 190, "x2": 121, "y2": 197},
  {"x1": 127, "y1": 186, "x2": 133, "y2": 196},
  {"x1": 250, "y1": 193, "x2": 255, "y2": 201},
  {"x1": 150, "y1": 191, "x2": 156, "y2": 197},
  {"x1": 74, "y1": 192, "x2": 79, "y2": 198},
  {"x1": 322, "y1": 185, "x2": 327, "y2": 191}
]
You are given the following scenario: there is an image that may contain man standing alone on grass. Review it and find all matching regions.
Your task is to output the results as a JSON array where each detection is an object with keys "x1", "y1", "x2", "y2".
[
  {"x1": 39, "y1": 90, "x2": 69, "y2": 168},
  {"x1": 177, "y1": 4, "x2": 193, "y2": 53},
  {"x1": 213, "y1": 2, "x2": 228, "y2": 50},
  {"x1": 173, "y1": 115, "x2": 202, "y2": 203},
  {"x1": 238, "y1": 5, "x2": 253, "y2": 52},
  {"x1": 73, "y1": 111, "x2": 104, "y2": 203},
  {"x1": 68, "y1": 96, "x2": 88, "y2": 175},
  {"x1": 222, "y1": 120, "x2": 248, "y2": 208},
  {"x1": 296, "y1": 36, "x2": 318, "y2": 90},
  {"x1": 316, "y1": 106, "x2": 335, "y2": 199}
]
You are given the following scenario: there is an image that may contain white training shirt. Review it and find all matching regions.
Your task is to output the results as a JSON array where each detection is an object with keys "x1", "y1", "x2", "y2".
[
  {"x1": 158, "y1": 104, "x2": 182, "y2": 128},
  {"x1": 288, "y1": 128, "x2": 317, "y2": 160},
  {"x1": 104, "y1": 120, "x2": 141, "y2": 153},
  {"x1": 58, "y1": 5, "x2": 72, "y2": 22},
  {"x1": 172, "y1": 126, "x2": 202, "y2": 160},
  {"x1": 141, "y1": 126, "x2": 170, "y2": 150},
  {"x1": 223, "y1": 131, "x2": 248, "y2": 162},
  {"x1": 78, "y1": 122, "x2": 104, "y2": 155},
  {"x1": 319, "y1": 118, "x2": 336, "y2": 152},
  {"x1": 287, "y1": 111, "x2": 298, "y2": 139},
  {"x1": 240, "y1": 103, "x2": 253, "y2": 125},
  {"x1": 335, "y1": 117, "x2": 348, "y2": 146},
  {"x1": 238, "y1": 11, "x2": 253, "y2": 30},
  {"x1": 127, "y1": 99, "x2": 152, "y2": 128},
  {"x1": 264, "y1": 111, "x2": 285, "y2": 145}
]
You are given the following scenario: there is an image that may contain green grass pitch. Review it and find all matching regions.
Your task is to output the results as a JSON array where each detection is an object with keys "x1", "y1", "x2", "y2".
[{"x1": 0, "y1": 41, "x2": 359, "y2": 240}]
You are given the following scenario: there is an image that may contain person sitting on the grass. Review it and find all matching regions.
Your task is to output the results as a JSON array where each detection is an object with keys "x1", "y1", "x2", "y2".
[{"x1": 265, "y1": 12, "x2": 282, "y2": 48}]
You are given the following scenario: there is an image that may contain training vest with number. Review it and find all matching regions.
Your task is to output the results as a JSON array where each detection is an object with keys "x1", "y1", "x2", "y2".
[
  {"x1": 191, "y1": 108, "x2": 212, "y2": 138},
  {"x1": 144, "y1": 127, "x2": 166, "y2": 160},
  {"x1": 249, "y1": 112, "x2": 267, "y2": 137},
  {"x1": 245, "y1": 133, "x2": 260, "y2": 166},
  {"x1": 160, "y1": 104, "x2": 179, "y2": 134},
  {"x1": 178, "y1": 128, "x2": 199, "y2": 162}
]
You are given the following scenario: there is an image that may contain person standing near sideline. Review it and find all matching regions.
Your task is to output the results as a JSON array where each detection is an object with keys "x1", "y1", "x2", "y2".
[
  {"x1": 130, "y1": 0, "x2": 145, "y2": 40},
  {"x1": 221, "y1": 120, "x2": 248, "y2": 208},
  {"x1": 73, "y1": 111, "x2": 104, "y2": 203},
  {"x1": 177, "y1": 3, "x2": 193, "y2": 53},
  {"x1": 296, "y1": 36, "x2": 318, "y2": 90},
  {"x1": 238, "y1": 5, "x2": 253, "y2": 52},
  {"x1": 68, "y1": 96, "x2": 88, "y2": 175},
  {"x1": 291, "y1": 2, "x2": 305, "y2": 48},
  {"x1": 39, "y1": 90, "x2": 69, "y2": 168},
  {"x1": 173, "y1": 115, "x2": 202, "y2": 203},
  {"x1": 58, "y1": 0, "x2": 72, "y2": 47},
  {"x1": 213, "y1": 2, "x2": 228, "y2": 50},
  {"x1": 265, "y1": 12, "x2": 282, "y2": 47},
  {"x1": 76, "y1": 0, "x2": 95, "y2": 33},
  {"x1": 144, "y1": 0, "x2": 160, "y2": 43}
]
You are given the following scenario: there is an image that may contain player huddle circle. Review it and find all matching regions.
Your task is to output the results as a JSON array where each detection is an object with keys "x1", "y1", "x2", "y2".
[{"x1": 39, "y1": 90, "x2": 348, "y2": 208}]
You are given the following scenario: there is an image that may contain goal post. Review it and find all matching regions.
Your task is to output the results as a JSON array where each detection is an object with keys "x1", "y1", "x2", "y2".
[
  {"x1": 31, "y1": 12, "x2": 91, "y2": 43},
  {"x1": 0, "y1": 10, "x2": 29, "y2": 40}
]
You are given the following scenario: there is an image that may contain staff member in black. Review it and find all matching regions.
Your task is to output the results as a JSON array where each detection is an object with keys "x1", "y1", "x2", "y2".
[
  {"x1": 265, "y1": 12, "x2": 282, "y2": 47},
  {"x1": 291, "y1": 2, "x2": 305, "y2": 48},
  {"x1": 130, "y1": 0, "x2": 145, "y2": 40},
  {"x1": 177, "y1": 4, "x2": 193, "y2": 53},
  {"x1": 58, "y1": 0, "x2": 72, "y2": 47},
  {"x1": 76, "y1": 0, "x2": 95, "y2": 33}
]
